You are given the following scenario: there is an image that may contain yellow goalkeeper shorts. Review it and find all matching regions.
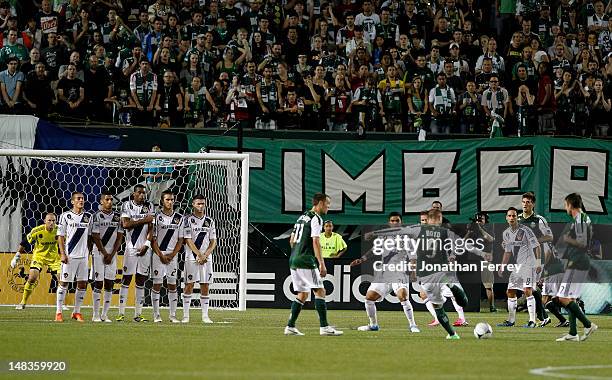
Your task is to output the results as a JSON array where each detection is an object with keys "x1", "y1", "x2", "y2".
[{"x1": 30, "y1": 253, "x2": 61, "y2": 273}]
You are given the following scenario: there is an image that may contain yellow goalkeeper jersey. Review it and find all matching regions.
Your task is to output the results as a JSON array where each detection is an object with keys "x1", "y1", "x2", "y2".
[{"x1": 26, "y1": 224, "x2": 59, "y2": 258}]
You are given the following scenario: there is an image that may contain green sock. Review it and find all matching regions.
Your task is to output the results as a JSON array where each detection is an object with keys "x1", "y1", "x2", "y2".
[
  {"x1": 21, "y1": 281, "x2": 36, "y2": 304},
  {"x1": 287, "y1": 300, "x2": 303, "y2": 328},
  {"x1": 567, "y1": 301, "x2": 591, "y2": 328},
  {"x1": 314, "y1": 297, "x2": 328, "y2": 327},
  {"x1": 449, "y1": 284, "x2": 468, "y2": 308},
  {"x1": 568, "y1": 308, "x2": 577, "y2": 336},
  {"x1": 435, "y1": 307, "x2": 455, "y2": 336},
  {"x1": 533, "y1": 290, "x2": 548, "y2": 320}
]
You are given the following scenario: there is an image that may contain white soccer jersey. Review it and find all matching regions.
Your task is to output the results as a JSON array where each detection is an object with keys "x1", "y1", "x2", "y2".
[
  {"x1": 121, "y1": 200, "x2": 154, "y2": 250},
  {"x1": 57, "y1": 210, "x2": 92, "y2": 259},
  {"x1": 153, "y1": 210, "x2": 184, "y2": 252},
  {"x1": 183, "y1": 214, "x2": 217, "y2": 261},
  {"x1": 503, "y1": 225, "x2": 539, "y2": 266},
  {"x1": 90, "y1": 210, "x2": 124, "y2": 256}
]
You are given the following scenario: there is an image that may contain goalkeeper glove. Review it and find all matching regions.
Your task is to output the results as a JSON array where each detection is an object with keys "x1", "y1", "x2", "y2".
[{"x1": 10, "y1": 253, "x2": 21, "y2": 269}]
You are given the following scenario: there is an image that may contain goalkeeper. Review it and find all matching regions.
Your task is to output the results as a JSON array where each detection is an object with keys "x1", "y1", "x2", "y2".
[{"x1": 11, "y1": 213, "x2": 60, "y2": 309}]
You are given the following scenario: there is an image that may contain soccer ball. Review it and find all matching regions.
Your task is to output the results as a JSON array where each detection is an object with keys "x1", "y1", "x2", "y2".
[{"x1": 473, "y1": 323, "x2": 493, "y2": 339}]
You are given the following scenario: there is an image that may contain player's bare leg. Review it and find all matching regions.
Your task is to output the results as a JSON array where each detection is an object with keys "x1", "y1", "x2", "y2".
[
  {"x1": 117, "y1": 275, "x2": 132, "y2": 321},
  {"x1": 557, "y1": 296, "x2": 596, "y2": 341},
  {"x1": 134, "y1": 274, "x2": 148, "y2": 322},
  {"x1": 92, "y1": 280, "x2": 103, "y2": 322},
  {"x1": 485, "y1": 285, "x2": 496, "y2": 312},
  {"x1": 200, "y1": 283, "x2": 212, "y2": 323},
  {"x1": 17, "y1": 268, "x2": 40, "y2": 309},
  {"x1": 357, "y1": 290, "x2": 382, "y2": 331},
  {"x1": 397, "y1": 288, "x2": 419, "y2": 332},
  {"x1": 72, "y1": 280, "x2": 87, "y2": 322},
  {"x1": 101, "y1": 279, "x2": 114, "y2": 322}
]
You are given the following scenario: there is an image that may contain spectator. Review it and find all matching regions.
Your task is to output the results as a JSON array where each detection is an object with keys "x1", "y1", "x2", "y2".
[
  {"x1": 155, "y1": 71, "x2": 183, "y2": 128},
  {"x1": 428, "y1": 72, "x2": 456, "y2": 134},
  {"x1": 482, "y1": 74, "x2": 511, "y2": 131},
  {"x1": 255, "y1": 65, "x2": 280, "y2": 129},
  {"x1": 352, "y1": 73, "x2": 380, "y2": 131},
  {"x1": 23, "y1": 62, "x2": 53, "y2": 118},
  {"x1": 58, "y1": 50, "x2": 84, "y2": 81},
  {"x1": 56, "y1": 63, "x2": 85, "y2": 119},
  {"x1": 226, "y1": 75, "x2": 250, "y2": 129},
  {"x1": 73, "y1": 7, "x2": 98, "y2": 54},
  {"x1": 40, "y1": 32, "x2": 67, "y2": 81},
  {"x1": 458, "y1": 80, "x2": 482, "y2": 134},
  {"x1": 0, "y1": 56, "x2": 24, "y2": 113},
  {"x1": 84, "y1": 54, "x2": 112, "y2": 121},
  {"x1": 184, "y1": 75, "x2": 217, "y2": 128},
  {"x1": 142, "y1": 16, "x2": 164, "y2": 62},
  {"x1": 326, "y1": 73, "x2": 352, "y2": 131},
  {"x1": 407, "y1": 75, "x2": 429, "y2": 133},
  {"x1": 320, "y1": 220, "x2": 347, "y2": 258},
  {"x1": 0, "y1": 29, "x2": 28, "y2": 68},
  {"x1": 278, "y1": 87, "x2": 304, "y2": 129},
  {"x1": 20, "y1": 48, "x2": 40, "y2": 76},
  {"x1": 129, "y1": 59, "x2": 158, "y2": 126},
  {"x1": 535, "y1": 61, "x2": 556, "y2": 133},
  {"x1": 35, "y1": 0, "x2": 62, "y2": 42},
  {"x1": 588, "y1": 78, "x2": 611, "y2": 137}
]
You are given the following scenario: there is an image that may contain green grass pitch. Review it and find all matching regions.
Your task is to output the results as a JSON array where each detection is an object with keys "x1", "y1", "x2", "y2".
[{"x1": 0, "y1": 307, "x2": 610, "y2": 379}]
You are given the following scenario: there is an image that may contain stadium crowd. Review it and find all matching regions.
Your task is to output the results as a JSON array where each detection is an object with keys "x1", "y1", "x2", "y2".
[{"x1": 1, "y1": 0, "x2": 611, "y2": 135}]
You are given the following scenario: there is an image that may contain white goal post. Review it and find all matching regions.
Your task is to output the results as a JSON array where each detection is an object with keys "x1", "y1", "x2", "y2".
[{"x1": 0, "y1": 149, "x2": 249, "y2": 311}]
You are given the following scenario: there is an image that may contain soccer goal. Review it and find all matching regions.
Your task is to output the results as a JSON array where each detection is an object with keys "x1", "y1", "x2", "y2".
[{"x1": 0, "y1": 149, "x2": 249, "y2": 311}]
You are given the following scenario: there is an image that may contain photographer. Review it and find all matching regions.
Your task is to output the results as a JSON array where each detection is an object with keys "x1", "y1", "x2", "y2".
[{"x1": 464, "y1": 212, "x2": 496, "y2": 312}]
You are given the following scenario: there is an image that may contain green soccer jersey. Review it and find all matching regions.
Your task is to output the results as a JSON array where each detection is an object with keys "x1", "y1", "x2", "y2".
[
  {"x1": 563, "y1": 211, "x2": 591, "y2": 271},
  {"x1": 289, "y1": 210, "x2": 322, "y2": 269},
  {"x1": 415, "y1": 225, "x2": 455, "y2": 278},
  {"x1": 518, "y1": 212, "x2": 551, "y2": 265}
]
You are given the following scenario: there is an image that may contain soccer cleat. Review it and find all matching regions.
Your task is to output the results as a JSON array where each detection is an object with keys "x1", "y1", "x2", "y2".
[
  {"x1": 581, "y1": 323, "x2": 598, "y2": 341},
  {"x1": 15, "y1": 304, "x2": 25, "y2": 310},
  {"x1": 202, "y1": 317, "x2": 213, "y2": 324},
  {"x1": 446, "y1": 334, "x2": 460, "y2": 340},
  {"x1": 320, "y1": 326, "x2": 343, "y2": 336},
  {"x1": 556, "y1": 334, "x2": 579, "y2": 342},
  {"x1": 71, "y1": 313, "x2": 84, "y2": 322},
  {"x1": 490, "y1": 306, "x2": 497, "y2": 313},
  {"x1": 357, "y1": 324, "x2": 380, "y2": 331},
  {"x1": 538, "y1": 317, "x2": 551, "y2": 328},
  {"x1": 54, "y1": 313, "x2": 63, "y2": 322},
  {"x1": 92, "y1": 317, "x2": 102, "y2": 323},
  {"x1": 116, "y1": 314, "x2": 125, "y2": 322},
  {"x1": 169, "y1": 316, "x2": 181, "y2": 324},
  {"x1": 133, "y1": 315, "x2": 148, "y2": 322},
  {"x1": 153, "y1": 314, "x2": 162, "y2": 323},
  {"x1": 101, "y1": 317, "x2": 112, "y2": 323},
  {"x1": 284, "y1": 326, "x2": 305, "y2": 336},
  {"x1": 453, "y1": 319, "x2": 469, "y2": 327},
  {"x1": 428, "y1": 319, "x2": 440, "y2": 327},
  {"x1": 555, "y1": 320, "x2": 570, "y2": 328},
  {"x1": 497, "y1": 320, "x2": 515, "y2": 327},
  {"x1": 410, "y1": 325, "x2": 421, "y2": 333},
  {"x1": 523, "y1": 321, "x2": 537, "y2": 328},
  {"x1": 181, "y1": 317, "x2": 190, "y2": 324}
]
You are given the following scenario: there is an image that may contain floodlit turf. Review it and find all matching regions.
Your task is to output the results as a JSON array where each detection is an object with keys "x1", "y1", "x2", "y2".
[{"x1": 0, "y1": 307, "x2": 610, "y2": 380}]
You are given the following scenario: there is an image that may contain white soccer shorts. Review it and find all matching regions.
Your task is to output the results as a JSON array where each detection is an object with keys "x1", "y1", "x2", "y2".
[
  {"x1": 90, "y1": 253, "x2": 117, "y2": 281},
  {"x1": 290, "y1": 268, "x2": 323, "y2": 293},
  {"x1": 507, "y1": 266, "x2": 536, "y2": 290},
  {"x1": 151, "y1": 253, "x2": 178, "y2": 285},
  {"x1": 184, "y1": 259, "x2": 214, "y2": 284},
  {"x1": 419, "y1": 272, "x2": 456, "y2": 305},
  {"x1": 556, "y1": 269, "x2": 588, "y2": 299},
  {"x1": 122, "y1": 248, "x2": 151, "y2": 276},
  {"x1": 61, "y1": 257, "x2": 88, "y2": 282},
  {"x1": 367, "y1": 282, "x2": 409, "y2": 301},
  {"x1": 542, "y1": 273, "x2": 565, "y2": 296}
]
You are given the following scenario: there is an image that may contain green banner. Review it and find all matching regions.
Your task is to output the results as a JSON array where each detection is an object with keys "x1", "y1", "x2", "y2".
[{"x1": 188, "y1": 135, "x2": 612, "y2": 224}]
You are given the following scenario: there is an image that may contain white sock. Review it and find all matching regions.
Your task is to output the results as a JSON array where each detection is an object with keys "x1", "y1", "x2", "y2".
[
  {"x1": 451, "y1": 297, "x2": 465, "y2": 320},
  {"x1": 401, "y1": 300, "x2": 416, "y2": 326},
  {"x1": 425, "y1": 300, "x2": 437, "y2": 320},
  {"x1": 92, "y1": 288, "x2": 101, "y2": 318},
  {"x1": 56, "y1": 285, "x2": 67, "y2": 314},
  {"x1": 74, "y1": 288, "x2": 86, "y2": 314},
  {"x1": 119, "y1": 285, "x2": 128, "y2": 315},
  {"x1": 526, "y1": 295, "x2": 536, "y2": 322},
  {"x1": 200, "y1": 295, "x2": 210, "y2": 319},
  {"x1": 152, "y1": 290, "x2": 160, "y2": 317},
  {"x1": 365, "y1": 299, "x2": 378, "y2": 326},
  {"x1": 183, "y1": 294, "x2": 192, "y2": 319},
  {"x1": 135, "y1": 285, "x2": 144, "y2": 316},
  {"x1": 168, "y1": 290, "x2": 178, "y2": 317},
  {"x1": 508, "y1": 297, "x2": 518, "y2": 323},
  {"x1": 102, "y1": 289, "x2": 112, "y2": 318}
]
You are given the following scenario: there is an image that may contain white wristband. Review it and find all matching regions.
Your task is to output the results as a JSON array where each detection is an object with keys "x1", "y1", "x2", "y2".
[{"x1": 144, "y1": 240, "x2": 151, "y2": 248}]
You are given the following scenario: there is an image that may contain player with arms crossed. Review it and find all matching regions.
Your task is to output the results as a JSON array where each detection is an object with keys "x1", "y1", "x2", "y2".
[
  {"x1": 56, "y1": 192, "x2": 92, "y2": 322},
  {"x1": 151, "y1": 190, "x2": 184, "y2": 323},
  {"x1": 555, "y1": 193, "x2": 597, "y2": 342},
  {"x1": 12, "y1": 213, "x2": 60, "y2": 310},
  {"x1": 118, "y1": 184, "x2": 154, "y2": 322},
  {"x1": 497, "y1": 207, "x2": 541, "y2": 328},
  {"x1": 350, "y1": 211, "x2": 419, "y2": 333},
  {"x1": 518, "y1": 192, "x2": 553, "y2": 327},
  {"x1": 284, "y1": 193, "x2": 343, "y2": 336},
  {"x1": 182, "y1": 194, "x2": 217, "y2": 323},
  {"x1": 90, "y1": 191, "x2": 125, "y2": 322}
]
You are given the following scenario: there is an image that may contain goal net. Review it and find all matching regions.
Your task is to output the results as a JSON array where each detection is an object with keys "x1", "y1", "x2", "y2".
[{"x1": 0, "y1": 149, "x2": 249, "y2": 311}]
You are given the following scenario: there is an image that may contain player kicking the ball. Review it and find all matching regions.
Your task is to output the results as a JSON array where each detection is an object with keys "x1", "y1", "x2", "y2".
[
  {"x1": 151, "y1": 190, "x2": 184, "y2": 323},
  {"x1": 555, "y1": 193, "x2": 597, "y2": 342},
  {"x1": 350, "y1": 212, "x2": 419, "y2": 333},
  {"x1": 182, "y1": 195, "x2": 216, "y2": 324},
  {"x1": 56, "y1": 192, "x2": 92, "y2": 322},
  {"x1": 90, "y1": 191, "x2": 124, "y2": 322},
  {"x1": 497, "y1": 207, "x2": 541, "y2": 328},
  {"x1": 284, "y1": 193, "x2": 343, "y2": 336},
  {"x1": 118, "y1": 184, "x2": 154, "y2": 322}
]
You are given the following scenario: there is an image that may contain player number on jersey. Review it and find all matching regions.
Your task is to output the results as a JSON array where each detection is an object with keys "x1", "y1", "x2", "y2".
[{"x1": 293, "y1": 224, "x2": 304, "y2": 244}]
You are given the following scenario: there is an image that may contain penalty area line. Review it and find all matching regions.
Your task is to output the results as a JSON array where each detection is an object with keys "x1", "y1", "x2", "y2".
[{"x1": 529, "y1": 365, "x2": 612, "y2": 380}]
